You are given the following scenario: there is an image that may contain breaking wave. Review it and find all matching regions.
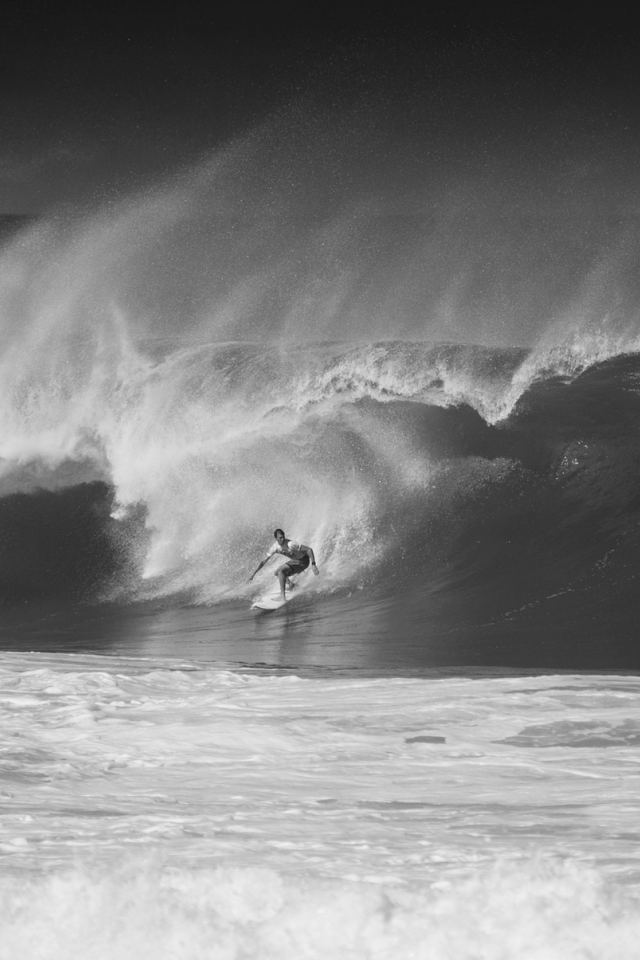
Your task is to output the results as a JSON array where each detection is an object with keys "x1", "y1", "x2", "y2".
[{"x1": 2, "y1": 117, "x2": 640, "y2": 638}]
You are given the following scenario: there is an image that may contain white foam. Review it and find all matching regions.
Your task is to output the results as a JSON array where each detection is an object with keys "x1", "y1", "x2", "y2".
[
  {"x1": 3, "y1": 657, "x2": 640, "y2": 954},
  {"x1": 0, "y1": 856, "x2": 638, "y2": 960}
]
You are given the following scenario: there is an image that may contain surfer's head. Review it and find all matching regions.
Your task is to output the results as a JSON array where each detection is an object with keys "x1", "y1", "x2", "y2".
[{"x1": 274, "y1": 528, "x2": 285, "y2": 544}]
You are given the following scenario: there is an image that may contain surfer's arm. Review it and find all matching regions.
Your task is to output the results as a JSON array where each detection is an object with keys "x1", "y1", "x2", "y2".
[
  {"x1": 248, "y1": 555, "x2": 272, "y2": 582},
  {"x1": 299, "y1": 543, "x2": 320, "y2": 575}
]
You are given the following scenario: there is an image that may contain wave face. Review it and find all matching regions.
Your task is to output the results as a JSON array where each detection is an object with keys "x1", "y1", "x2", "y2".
[{"x1": 2, "y1": 124, "x2": 640, "y2": 654}]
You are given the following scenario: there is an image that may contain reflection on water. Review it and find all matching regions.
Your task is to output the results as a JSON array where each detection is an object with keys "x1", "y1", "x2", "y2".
[
  {"x1": 0, "y1": 594, "x2": 406, "y2": 673},
  {"x1": 2, "y1": 582, "x2": 640, "y2": 673}
]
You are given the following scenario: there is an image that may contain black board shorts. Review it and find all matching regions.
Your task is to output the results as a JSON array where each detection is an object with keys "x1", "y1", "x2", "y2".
[{"x1": 282, "y1": 556, "x2": 310, "y2": 575}]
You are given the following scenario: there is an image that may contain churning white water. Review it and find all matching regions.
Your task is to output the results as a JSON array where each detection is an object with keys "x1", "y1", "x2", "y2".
[{"x1": 1, "y1": 652, "x2": 640, "y2": 958}]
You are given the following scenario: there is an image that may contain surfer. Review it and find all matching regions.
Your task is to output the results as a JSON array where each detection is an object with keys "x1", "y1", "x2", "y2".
[{"x1": 248, "y1": 529, "x2": 319, "y2": 600}]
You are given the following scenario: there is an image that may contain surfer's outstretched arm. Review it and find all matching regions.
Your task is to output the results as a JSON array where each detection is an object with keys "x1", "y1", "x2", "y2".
[{"x1": 248, "y1": 556, "x2": 271, "y2": 582}]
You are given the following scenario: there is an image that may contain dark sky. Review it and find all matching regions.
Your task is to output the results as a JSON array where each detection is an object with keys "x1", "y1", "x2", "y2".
[{"x1": 2, "y1": 2, "x2": 639, "y2": 214}]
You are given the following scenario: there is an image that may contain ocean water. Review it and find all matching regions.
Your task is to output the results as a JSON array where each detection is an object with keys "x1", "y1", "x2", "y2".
[{"x1": 3, "y1": 124, "x2": 640, "y2": 956}]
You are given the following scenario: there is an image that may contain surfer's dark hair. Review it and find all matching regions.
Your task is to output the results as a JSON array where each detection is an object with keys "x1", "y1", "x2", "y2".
[{"x1": 274, "y1": 528, "x2": 285, "y2": 538}]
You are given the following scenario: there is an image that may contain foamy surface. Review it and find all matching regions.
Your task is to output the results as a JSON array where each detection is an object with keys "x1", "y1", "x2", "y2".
[{"x1": 2, "y1": 652, "x2": 640, "y2": 957}]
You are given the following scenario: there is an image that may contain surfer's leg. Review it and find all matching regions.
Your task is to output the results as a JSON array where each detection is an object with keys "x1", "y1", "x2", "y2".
[{"x1": 277, "y1": 564, "x2": 290, "y2": 599}]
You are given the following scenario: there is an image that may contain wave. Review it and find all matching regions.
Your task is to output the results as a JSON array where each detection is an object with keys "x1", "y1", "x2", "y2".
[
  {"x1": 2, "y1": 332, "x2": 640, "y2": 622},
  {"x1": 2, "y1": 123, "x2": 640, "y2": 631}
]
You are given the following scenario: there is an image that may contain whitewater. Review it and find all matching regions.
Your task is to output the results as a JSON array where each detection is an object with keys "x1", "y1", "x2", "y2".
[
  {"x1": 3, "y1": 111, "x2": 640, "y2": 957},
  {"x1": 3, "y1": 658, "x2": 640, "y2": 959}
]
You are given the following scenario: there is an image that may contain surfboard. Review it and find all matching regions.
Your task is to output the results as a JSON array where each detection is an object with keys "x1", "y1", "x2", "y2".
[
  {"x1": 251, "y1": 594, "x2": 289, "y2": 611},
  {"x1": 251, "y1": 576, "x2": 297, "y2": 612}
]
